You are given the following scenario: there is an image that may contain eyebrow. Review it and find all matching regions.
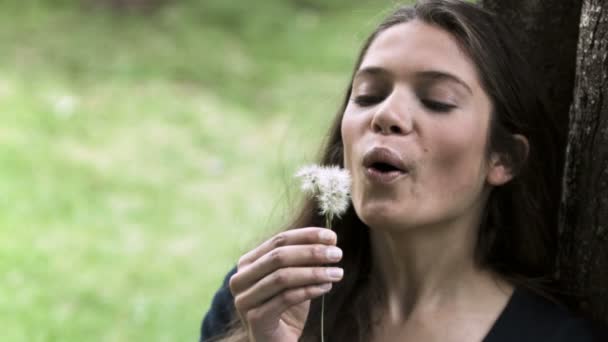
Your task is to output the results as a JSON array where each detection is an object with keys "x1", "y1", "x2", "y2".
[
  {"x1": 354, "y1": 67, "x2": 473, "y2": 95},
  {"x1": 353, "y1": 66, "x2": 390, "y2": 80},
  {"x1": 417, "y1": 70, "x2": 473, "y2": 95}
]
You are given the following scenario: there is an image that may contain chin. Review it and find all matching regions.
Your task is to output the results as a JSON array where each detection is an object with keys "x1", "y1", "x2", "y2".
[{"x1": 355, "y1": 200, "x2": 405, "y2": 231}]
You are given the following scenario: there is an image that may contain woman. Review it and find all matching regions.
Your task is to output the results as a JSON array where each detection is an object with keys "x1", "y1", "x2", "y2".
[{"x1": 201, "y1": 0, "x2": 605, "y2": 341}]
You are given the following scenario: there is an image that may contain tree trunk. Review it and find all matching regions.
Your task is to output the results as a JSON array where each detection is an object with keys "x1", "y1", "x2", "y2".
[
  {"x1": 481, "y1": 0, "x2": 608, "y2": 325},
  {"x1": 480, "y1": 0, "x2": 582, "y2": 154},
  {"x1": 559, "y1": 0, "x2": 608, "y2": 323}
]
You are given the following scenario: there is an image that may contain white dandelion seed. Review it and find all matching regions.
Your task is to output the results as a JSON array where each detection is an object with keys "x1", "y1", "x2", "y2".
[
  {"x1": 295, "y1": 164, "x2": 351, "y2": 220},
  {"x1": 315, "y1": 166, "x2": 351, "y2": 219},
  {"x1": 294, "y1": 164, "x2": 321, "y2": 195}
]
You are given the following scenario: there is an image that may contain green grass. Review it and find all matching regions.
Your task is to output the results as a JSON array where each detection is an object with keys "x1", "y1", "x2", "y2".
[{"x1": 0, "y1": 0, "x2": 400, "y2": 340}]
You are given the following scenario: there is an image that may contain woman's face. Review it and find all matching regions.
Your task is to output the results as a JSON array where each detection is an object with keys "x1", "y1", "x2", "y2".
[{"x1": 341, "y1": 20, "x2": 509, "y2": 232}]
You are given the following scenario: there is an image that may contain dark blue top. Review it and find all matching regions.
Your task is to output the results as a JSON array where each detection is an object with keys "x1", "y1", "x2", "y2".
[
  {"x1": 201, "y1": 268, "x2": 238, "y2": 341},
  {"x1": 200, "y1": 267, "x2": 607, "y2": 341}
]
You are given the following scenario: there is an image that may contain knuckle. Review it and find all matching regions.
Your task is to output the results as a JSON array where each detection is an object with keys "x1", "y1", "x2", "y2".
[
  {"x1": 269, "y1": 249, "x2": 285, "y2": 266},
  {"x1": 246, "y1": 308, "x2": 264, "y2": 324},
  {"x1": 228, "y1": 274, "x2": 239, "y2": 293},
  {"x1": 237, "y1": 256, "x2": 248, "y2": 269},
  {"x1": 233, "y1": 295, "x2": 246, "y2": 311},
  {"x1": 312, "y1": 245, "x2": 325, "y2": 259},
  {"x1": 302, "y1": 286, "x2": 315, "y2": 300},
  {"x1": 312, "y1": 268, "x2": 325, "y2": 280},
  {"x1": 280, "y1": 289, "x2": 301, "y2": 306},
  {"x1": 271, "y1": 270, "x2": 289, "y2": 287},
  {"x1": 271, "y1": 233, "x2": 287, "y2": 248}
]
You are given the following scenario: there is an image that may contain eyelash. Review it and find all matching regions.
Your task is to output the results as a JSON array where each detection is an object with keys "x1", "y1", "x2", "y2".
[
  {"x1": 353, "y1": 95, "x2": 456, "y2": 113},
  {"x1": 420, "y1": 99, "x2": 456, "y2": 113},
  {"x1": 353, "y1": 95, "x2": 383, "y2": 106}
]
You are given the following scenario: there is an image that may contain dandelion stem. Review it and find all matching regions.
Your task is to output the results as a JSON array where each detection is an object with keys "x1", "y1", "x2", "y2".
[
  {"x1": 321, "y1": 215, "x2": 332, "y2": 342},
  {"x1": 321, "y1": 294, "x2": 326, "y2": 342},
  {"x1": 295, "y1": 165, "x2": 350, "y2": 342}
]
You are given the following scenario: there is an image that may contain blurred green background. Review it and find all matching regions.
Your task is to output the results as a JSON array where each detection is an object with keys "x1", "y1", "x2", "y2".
[{"x1": 0, "y1": 0, "x2": 400, "y2": 340}]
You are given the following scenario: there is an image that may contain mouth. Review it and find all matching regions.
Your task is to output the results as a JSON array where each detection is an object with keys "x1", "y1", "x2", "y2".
[
  {"x1": 368, "y1": 162, "x2": 404, "y2": 173},
  {"x1": 362, "y1": 146, "x2": 409, "y2": 183}
]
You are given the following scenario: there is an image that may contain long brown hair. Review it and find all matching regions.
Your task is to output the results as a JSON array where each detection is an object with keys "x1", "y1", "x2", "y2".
[{"x1": 217, "y1": 0, "x2": 561, "y2": 340}]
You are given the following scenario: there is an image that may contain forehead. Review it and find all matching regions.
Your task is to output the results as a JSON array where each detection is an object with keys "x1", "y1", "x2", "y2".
[{"x1": 360, "y1": 20, "x2": 481, "y2": 92}]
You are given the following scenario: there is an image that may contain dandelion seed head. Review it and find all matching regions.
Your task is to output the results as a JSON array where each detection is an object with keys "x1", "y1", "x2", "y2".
[
  {"x1": 295, "y1": 164, "x2": 321, "y2": 195},
  {"x1": 295, "y1": 164, "x2": 351, "y2": 219}
]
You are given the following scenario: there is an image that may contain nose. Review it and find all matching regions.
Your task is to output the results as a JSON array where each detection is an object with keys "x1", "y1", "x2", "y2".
[{"x1": 370, "y1": 90, "x2": 413, "y2": 136}]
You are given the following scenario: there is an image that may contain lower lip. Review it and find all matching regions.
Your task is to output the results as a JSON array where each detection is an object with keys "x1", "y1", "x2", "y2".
[{"x1": 365, "y1": 167, "x2": 406, "y2": 184}]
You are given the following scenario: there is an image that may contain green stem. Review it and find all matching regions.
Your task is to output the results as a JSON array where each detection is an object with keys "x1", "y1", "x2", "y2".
[
  {"x1": 321, "y1": 215, "x2": 332, "y2": 342},
  {"x1": 321, "y1": 295, "x2": 325, "y2": 342}
]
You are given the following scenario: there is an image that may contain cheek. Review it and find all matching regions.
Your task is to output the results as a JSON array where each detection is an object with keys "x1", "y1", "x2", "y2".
[{"x1": 428, "y1": 120, "x2": 488, "y2": 186}]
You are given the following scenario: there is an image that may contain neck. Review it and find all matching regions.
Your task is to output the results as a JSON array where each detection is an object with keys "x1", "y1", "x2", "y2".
[{"x1": 369, "y1": 214, "x2": 500, "y2": 322}]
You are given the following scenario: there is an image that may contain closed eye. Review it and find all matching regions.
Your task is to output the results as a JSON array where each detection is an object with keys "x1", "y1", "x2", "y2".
[
  {"x1": 353, "y1": 95, "x2": 384, "y2": 107},
  {"x1": 421, "y1": 99, "x2": 456, "y2": 113}
]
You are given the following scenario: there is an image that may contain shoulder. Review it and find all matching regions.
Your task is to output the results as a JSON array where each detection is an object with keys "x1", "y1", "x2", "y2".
[
  {"x1": 484, "y1": 287, "x2": 608, "y2": 342},
  {"x1": 200, "y1": 267, "x2": 238, "y2": 342},
  {"x1": 552, "y1": 318, "x2": 608, "y2": 342}
]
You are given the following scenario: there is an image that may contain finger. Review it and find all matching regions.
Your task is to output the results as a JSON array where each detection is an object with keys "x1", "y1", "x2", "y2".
[
  {"x1": 230, "y1": 244, "x2": 343, "y2": 295},
  {"x1": 244, "y1": 283, "x2": 333, "y2": 333},
  {"x1": 237, "y1": 228, "x2": 337, "y2": 269},
  {"x1": 234, "y1": 266, "x2": 343, "y2": 312}
]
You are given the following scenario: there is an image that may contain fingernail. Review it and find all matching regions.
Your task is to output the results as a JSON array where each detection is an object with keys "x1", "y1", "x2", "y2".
[
  {"x1": 326, "y1": 247, "x2": 342, "y2": 261},
  {"x1": 319, "y1": 229, "x2": 335, "y2": 242},
  {"x1": 319, "y1": 283, "x2": 332, "y2": 291},
  {"x1": 326, "y1": 267, "x2": 344, "y2": 279}
]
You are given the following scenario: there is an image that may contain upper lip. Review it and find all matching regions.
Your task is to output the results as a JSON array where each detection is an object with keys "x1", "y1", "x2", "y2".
[{"x1": 362, "y1": 146, "x2": 408, "y2": 172}]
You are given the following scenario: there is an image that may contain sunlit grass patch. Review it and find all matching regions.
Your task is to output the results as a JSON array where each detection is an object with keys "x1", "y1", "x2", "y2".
[{"x1": 0, "y1": 0, "x2": 401, "y2": 340}]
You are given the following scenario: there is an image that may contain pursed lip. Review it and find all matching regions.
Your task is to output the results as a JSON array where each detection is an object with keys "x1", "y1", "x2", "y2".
[{"x1": 362, "y1": 146, "x2": 409, "y2": 173}]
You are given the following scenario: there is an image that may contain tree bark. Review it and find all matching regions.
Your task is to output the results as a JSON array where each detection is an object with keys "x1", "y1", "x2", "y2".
[{"x1": 559, "y1": 0, "x2": 608, "y2": 323}]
